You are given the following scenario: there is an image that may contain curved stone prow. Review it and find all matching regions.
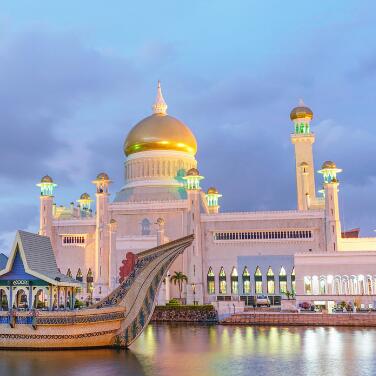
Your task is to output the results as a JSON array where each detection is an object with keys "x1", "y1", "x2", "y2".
[{"x1": 94, "y1": 234, "x2": 194, "y2": 347}]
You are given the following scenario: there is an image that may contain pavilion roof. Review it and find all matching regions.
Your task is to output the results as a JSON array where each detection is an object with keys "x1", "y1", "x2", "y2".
[{"x1": 0, "y1": 230, "x2": 81, "y2": 287}]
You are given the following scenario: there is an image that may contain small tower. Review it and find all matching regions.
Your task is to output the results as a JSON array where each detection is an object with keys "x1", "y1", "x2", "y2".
[
  {"x1": 77, "y1": 193, "x2": 93, "y2": 212},
  {"x1": 318, "y1": 161, "x2": 343, "y2": 252},
  {"x1": 290, "y1": 100, "x2": 317, "y2": 210},
  {"x1": 206, "y1": 187, "x2": 222, "y2": 214},
  {"x1": 37, "y1": 175, "x2": 57, "y2": 238},
  {"x1": 182, "y1": 168, "x2": 204, "y2": 190},
  {"x1": 92, "y1": 172, "x2": 112, "y2": 296}
]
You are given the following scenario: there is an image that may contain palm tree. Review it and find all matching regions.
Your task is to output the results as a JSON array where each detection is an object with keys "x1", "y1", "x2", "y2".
[{"x1": 170, "y1": 271, "x2": 188, "y2": 301}]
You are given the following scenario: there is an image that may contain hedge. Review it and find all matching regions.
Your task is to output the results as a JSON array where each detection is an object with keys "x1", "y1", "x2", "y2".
[{"x1": 155, "y1": 305, "x2": 215, "y2": 312}]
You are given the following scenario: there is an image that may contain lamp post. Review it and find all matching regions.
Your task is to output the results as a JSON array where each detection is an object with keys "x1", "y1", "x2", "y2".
[{"x1": 191, "y1": 283, "x2": 196, "y2": 306}]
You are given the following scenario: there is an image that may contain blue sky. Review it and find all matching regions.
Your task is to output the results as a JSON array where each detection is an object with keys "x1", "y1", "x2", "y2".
[{"x1": 1, "y1": 1, "x2": 376, "y2": 250}]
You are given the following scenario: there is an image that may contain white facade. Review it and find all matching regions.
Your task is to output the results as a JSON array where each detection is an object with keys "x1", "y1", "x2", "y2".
[{"x1": 37, "y1": 86, "x2": 376, "y2": 307}]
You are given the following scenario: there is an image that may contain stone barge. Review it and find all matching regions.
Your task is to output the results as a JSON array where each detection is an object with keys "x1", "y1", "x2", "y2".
[{"x1": 0, "y1": 233, "x2": 194, "y2": 349}]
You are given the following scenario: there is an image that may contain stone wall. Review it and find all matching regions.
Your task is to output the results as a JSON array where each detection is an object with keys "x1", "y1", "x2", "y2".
[
  {"x1": 151, "y1": 305, "x2": 218, "y2": 322},
  {"x1": 222, "y1": 312, "x2": 376, "y2": 327}
]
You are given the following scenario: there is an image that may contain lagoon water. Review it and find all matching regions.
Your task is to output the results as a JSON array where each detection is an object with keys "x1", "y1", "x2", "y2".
[{"x1": 1, "y1": 324, "x2": 376, "y2": 376}]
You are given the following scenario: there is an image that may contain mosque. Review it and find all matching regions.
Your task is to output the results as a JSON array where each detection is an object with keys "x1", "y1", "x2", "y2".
[{"x1": 36, "y1": 82, "x2": 376, "y2": 311}]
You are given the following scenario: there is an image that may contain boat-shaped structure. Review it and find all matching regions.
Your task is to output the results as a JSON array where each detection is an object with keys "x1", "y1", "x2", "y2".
[{"x1": 0, "y1": 231, "x2": 194, "y2": 349}]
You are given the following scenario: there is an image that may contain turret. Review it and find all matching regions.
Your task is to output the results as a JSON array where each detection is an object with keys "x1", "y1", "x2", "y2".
[
  {"x1": 37, "y1": 175, "x2": 57, "y2": 238},
  {"x1": 206, "y1": 187, "x2": 222, "y2": 214},
  {"x1": 290, "y1": 100, "x2": 316, "y2": 210},
  {"x1": 318, "y1": 161, "x2": 342, "y2": 251},
  {"x1": 77, "y1": 193, "x2": 92, "y2": 211},
  {"x1": 182, "y1": 168, "x2": 204, "y2": 190}
]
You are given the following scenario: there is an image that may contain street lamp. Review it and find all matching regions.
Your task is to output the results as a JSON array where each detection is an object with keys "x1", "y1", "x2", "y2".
[{"x1": 191, "y1": 283, "x2": 196, "y2": 305}]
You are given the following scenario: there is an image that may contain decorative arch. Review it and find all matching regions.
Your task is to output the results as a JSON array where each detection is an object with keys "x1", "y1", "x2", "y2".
[
  {"x1": 266, "y1": 267, "x2": 275, "y2": 294},
  {"x1": 254, "y1": 266, "x2": 262, "y2": 294},
  {"x1": 242, "y1": 267, "x2": 251, "y2": 294},
  {"x1": 207, "y1": 267, "x2": 215, "y2": 295},
  {"x1": 231, "y1": 267, "x2": 238, "y2": 294},
  {"x1": 304, "y1": 276, "x2": 312, "y2": 295},
  {"x1": 141, "y1": 218, "x2": 151, "y2": 235},
  {"x1": 219, "y1": 267, "x2": 227, "y2": 294},
  {"x1": 0, "y1": 288, "x2": 9, "y2": 311},
  {"x1": 279, "y1": 266, "x2": 287, "y2": 294}
]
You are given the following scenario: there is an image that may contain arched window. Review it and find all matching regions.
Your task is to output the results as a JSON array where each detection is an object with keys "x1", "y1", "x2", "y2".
[
  {"x1": 367, "y1": 276, "x2": 373, "y2": 295},
  {"x1": 231, "y1": 267, "x2": 238, "y2": 294},
  {"x1": 219, "y1": 267, "x2": 227, "y2": 294},
  {"x1": 342, "y1": 276, "x2": 349, "y2": 295},
  {"x1": 304, "y1": 276, "x2": 312, "y2": 295},
  {"x1": 141, "y1": 218, "x2": 151, "y2": 235},
  {"x1": 255, "y1": 266, "x2": 262, "y2": 294},
  {"x1": 291, "y1": 267, "x2": 296, "y2": 293},
  {"x1": 267, "y1": 267, "x2": 275, "y2": 294},
  {"x1": 207, "y1": 267, "x2": 215, "y2": 295},
  {"x1": 279, "y1": 266, "x2": 287, "y2": 294},
  {"x1": 242, "y1": 267, "x2": 251, "y2": 294},
  {"x1": 319, "y1": 277, "x2": 326, "y2": 294}
]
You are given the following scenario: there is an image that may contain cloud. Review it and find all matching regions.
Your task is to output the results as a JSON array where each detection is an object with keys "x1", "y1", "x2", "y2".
[{"x1": 0, "y1": 29, "x2": 136, "y2": 182}]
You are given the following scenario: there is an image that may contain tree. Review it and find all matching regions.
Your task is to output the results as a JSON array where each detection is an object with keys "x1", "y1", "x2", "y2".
[{"x1": 170, "y1": 271, "x2": 188, "y2": 301}]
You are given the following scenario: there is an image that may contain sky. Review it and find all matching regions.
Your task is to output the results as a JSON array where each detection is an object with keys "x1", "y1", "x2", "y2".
[{"x1": 0, "y1": 1, "x2": 376, "y2": 251}]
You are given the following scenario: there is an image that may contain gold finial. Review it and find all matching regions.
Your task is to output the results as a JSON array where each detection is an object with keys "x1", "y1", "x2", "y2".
[{"x1": 152, "y1": 80, "x2": 168, "y2": 115}]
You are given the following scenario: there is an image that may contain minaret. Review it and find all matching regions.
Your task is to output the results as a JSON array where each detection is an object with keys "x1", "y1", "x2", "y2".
[
  {"x1": 318, "y1": 161, "x2": 342, "y2": 252},
  {"x1": 205, "y1": 187, "x2": 222, "y2": 214},
  {"x1": 183, "y1": 168, "x2": 205, "y2": 305},
  {"x1": 92, "y1": 172, "x2": 112, "y2": 296},
  {"x1": 290, "y1": 100, "x2": 316, "y2": 210},
  {"x1": 37, "y1": 175, "x2": 57, "y2": 239}
]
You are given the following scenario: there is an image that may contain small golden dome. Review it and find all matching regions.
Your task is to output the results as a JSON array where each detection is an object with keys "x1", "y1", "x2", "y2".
[
  {"x1": 124, "y1": 82, "x2": 197, "y2": 156},
  {"x1": 186, "y1": 168, "x2": 200, "y2": 176},
  {"x1": 300, "y1": 162, "x2": 309, "y2": 167},
  {"x1": 290, "y1": 99, "x2": 313, "y2": 120},
  {"x1": 207, "y1": 187, "x2": 218, "y2": 194},
  {"x1": 41, "y1": 175, "x2": 53, "y2": 183},
  {"x1": 80, "y1": 193, "x2": 91, "y2": 200},
  {"x1": 321, "y1": 161, "x2": 336, "y2": 169},
  {"x1": 96, "y1": 172, "x2": 109, "y2": 181}
]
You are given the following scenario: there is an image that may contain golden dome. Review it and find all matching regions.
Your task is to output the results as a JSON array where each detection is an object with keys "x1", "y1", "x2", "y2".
[
  {"x1": 290, "y1": 99, "x2": 313, "y2": 120},
  {"x1": 96, "y1": 172, "x2": 109, "y2": 181},
  {"x1": 207, "y1": 187, "x2": 218, "y2": 195},
  {"x1": 124, "y1": 82, "x2": 197, "y2": 157},
  {"x1": 186, "y1": 168, "x2": 200, "y2": 176},
  {"x1": 321, "y1": 161, "x2": 336, "y2": 169},
  {"x1": 41, "y1": 175, "x2": 53, "y2": 183},
  {"x1": 80, "y1": 193, "x2": 91, "y2": 200}
]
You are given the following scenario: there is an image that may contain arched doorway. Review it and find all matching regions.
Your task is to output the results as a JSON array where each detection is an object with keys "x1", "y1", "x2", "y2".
[
  {"x1": 0, "y1": 289, "x2": 8, "y2": 311},
  {"x1": 16, "y1": 289, "x2": 28, "y2": 309},
  {"x1": 33, "y1": 289, "x2": 47, "y2": 309}
]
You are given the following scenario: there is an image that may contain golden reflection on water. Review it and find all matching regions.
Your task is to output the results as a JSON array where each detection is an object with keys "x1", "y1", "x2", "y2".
[{"x1": 1, "y1": 324, "x2": 376, "y2": 376}]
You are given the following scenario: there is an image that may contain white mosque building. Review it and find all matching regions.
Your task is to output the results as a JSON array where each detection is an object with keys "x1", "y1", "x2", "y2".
[{"x1": 36, "y1": 83, "x2": 376, "y2": 310}]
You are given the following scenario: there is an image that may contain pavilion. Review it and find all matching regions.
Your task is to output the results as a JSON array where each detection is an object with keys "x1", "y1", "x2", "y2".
[{"x1": 0, "y1": 230, "x2": 81, "y2": 310}]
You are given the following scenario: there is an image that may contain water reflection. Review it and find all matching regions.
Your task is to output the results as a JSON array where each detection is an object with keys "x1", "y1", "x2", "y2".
[{"x1": 1, "y1": 324, "x2": 376, "y2": 376}]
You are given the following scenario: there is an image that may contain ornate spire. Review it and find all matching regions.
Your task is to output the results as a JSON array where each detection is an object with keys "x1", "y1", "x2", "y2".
[{"x1": 152, "y1": 80, "x2": 168, "y2": 115}]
